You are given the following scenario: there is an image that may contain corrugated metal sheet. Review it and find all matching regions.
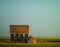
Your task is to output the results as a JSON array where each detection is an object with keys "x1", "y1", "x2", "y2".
[{"x1": 10, "y1": 25, "x2": 29, "y2": 34}]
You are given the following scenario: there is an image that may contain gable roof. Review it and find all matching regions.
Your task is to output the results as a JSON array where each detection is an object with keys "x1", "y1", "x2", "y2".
[{"x1": 10, "y1": 25, "x2": 29, "y2": 34}]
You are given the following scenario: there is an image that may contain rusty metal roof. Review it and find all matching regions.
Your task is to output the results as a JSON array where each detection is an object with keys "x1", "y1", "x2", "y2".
[
  {"x1": 10, "y1": 25, "x2": 29, "y2": 34},
  {"x1": 10, "y1": 25, "x2": 29, "y2": 27}
]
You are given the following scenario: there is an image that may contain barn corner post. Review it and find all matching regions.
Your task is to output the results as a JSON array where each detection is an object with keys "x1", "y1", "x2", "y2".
[
  {"x1": 10, "y1": 25, "x2": 29, "y2": 43},
  {"x1": 10, "y1": 25, "x2": 15, "y2": 42}
]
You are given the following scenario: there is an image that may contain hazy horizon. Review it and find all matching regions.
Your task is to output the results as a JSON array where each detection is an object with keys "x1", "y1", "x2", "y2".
[{"x1": 0, "y1": 0, "x2": 60, "y2": 37}]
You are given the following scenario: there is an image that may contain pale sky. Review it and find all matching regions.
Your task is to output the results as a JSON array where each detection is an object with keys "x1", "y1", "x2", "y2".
[{"x1": 0, "y1": 0, "x2": 60, "y2": 37}]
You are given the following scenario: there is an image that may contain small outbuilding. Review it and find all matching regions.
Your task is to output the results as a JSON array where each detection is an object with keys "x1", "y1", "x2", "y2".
[
  {"x1": 10, "y1": 25, "x2": 29, "y2": 43},
  {"x1": 28, "y1": 35, "x2": 37, "y2": 44}
]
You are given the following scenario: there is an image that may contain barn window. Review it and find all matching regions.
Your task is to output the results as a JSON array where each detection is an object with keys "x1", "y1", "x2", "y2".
[
  {"x1": 20, "y1": 34, "x2": 23, "y2": 37},
  {"x1": 25, "y1": 34, "x2": 28, "y2": 37}
]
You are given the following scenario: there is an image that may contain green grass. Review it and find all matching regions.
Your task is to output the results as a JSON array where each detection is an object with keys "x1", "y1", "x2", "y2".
[
  {"x1": 0, "y1": 39, "x2": 10, "y2": 42},
  {"x1": 0, "y1": 38, "x2": 60, "y2": 47},
  {"x1": 37, "y1": 37, "x2": 60, "y2": 42},
  {"x1": 0, "y1": 44, "x2": 60, "y2": 47}
]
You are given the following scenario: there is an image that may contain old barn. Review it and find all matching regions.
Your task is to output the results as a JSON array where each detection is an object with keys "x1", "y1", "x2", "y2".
[{"x1": 10, "y1": 25, "x2": 29, "y2": 43}]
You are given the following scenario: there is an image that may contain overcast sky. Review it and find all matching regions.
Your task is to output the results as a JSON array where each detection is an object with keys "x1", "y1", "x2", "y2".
[{"x1": 0, "y1": 0, "x2": 60, "y2": 37}]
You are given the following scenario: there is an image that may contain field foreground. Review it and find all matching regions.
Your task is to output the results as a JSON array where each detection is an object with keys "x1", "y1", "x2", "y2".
[
  {"x1": 0, "y1": 42, "x2": 60, "y2": 47},
  {"x1": 0, "y1": 38, "x2": 60, "y2": 47}
]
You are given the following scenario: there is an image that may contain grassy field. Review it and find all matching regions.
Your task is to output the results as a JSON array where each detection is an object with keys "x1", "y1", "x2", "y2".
[
  {"x1": 37, "y1": 37, "x2": 60, "y2": 42},
  {"x1": 0, "y1": 44, "x2": 60, "y2": 47},
  {"x1": 0, "y1": 37, "x2": 60, "y2": 42},
  {"x1": 0, "y1": 37, "x2": 60, "y2": 47}
]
